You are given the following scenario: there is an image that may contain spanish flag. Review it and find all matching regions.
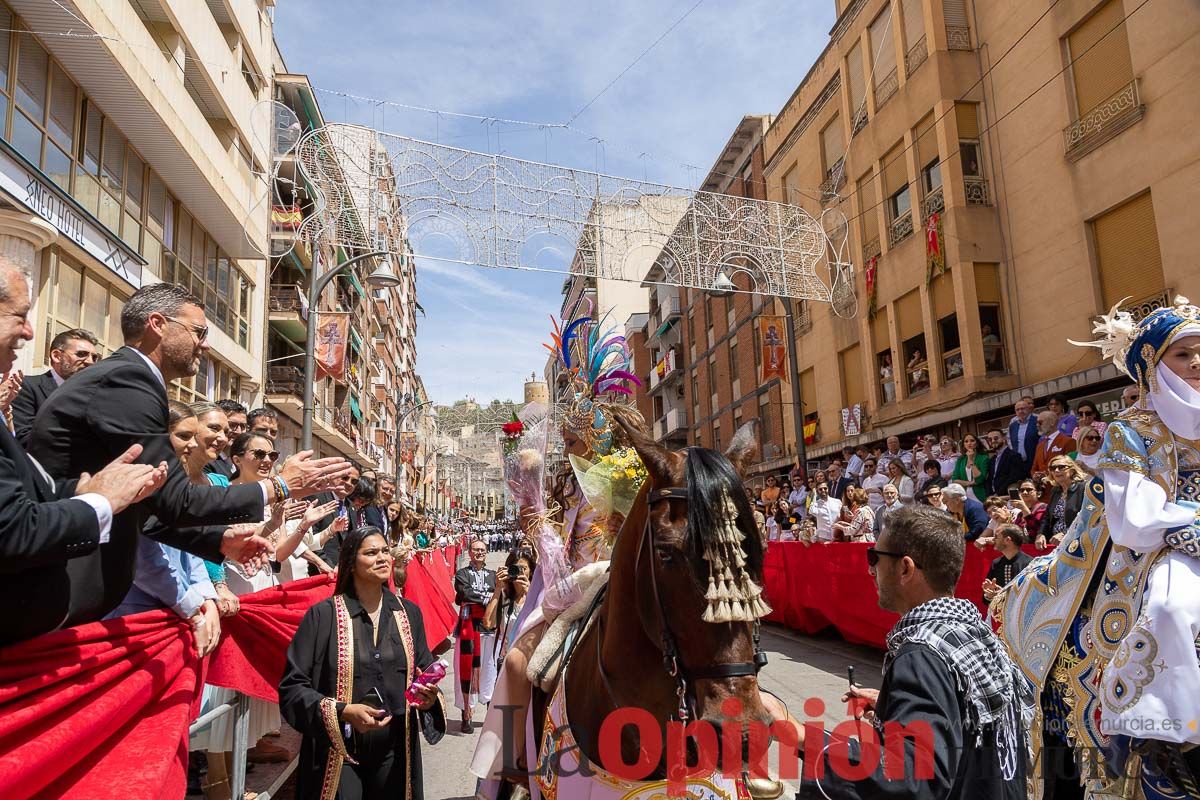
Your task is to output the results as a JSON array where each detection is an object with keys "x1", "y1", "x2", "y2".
[{"x1": 802, "y1": 414, "x2": 818, "y2": 445}]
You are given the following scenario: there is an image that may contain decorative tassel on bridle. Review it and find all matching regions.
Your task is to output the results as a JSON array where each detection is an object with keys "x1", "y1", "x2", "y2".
[{"x1": 701, "y1": 492, "x2": 771, "y2": 623}]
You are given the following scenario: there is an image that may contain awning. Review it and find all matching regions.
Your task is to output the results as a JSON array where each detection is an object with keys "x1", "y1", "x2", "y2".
[
  {"x1": 346, "y1": 271, "x2": 366, "y2": 300},
  {"x1": 349, "y1": 395, "x2": 362, "y2": 422},
  {"x1": 654, "y1": 317, "x2": 678, "y2": 339},
  {"x1": 349, "y1": 328, "x2": 363, "y2": 353}
]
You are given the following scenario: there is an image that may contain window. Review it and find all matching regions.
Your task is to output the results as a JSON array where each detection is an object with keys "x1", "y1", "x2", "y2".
[
  {"x1": 1090, "y1": 192, "x2": 1164, "y2": 309},
  {"x1": 896, "y1": 291, "x2": 928, "y2": 394},
  {"x1": 1067, "y1": 0, "x2": 1134, "y2": 118},
  {"x1": 43, "y1": 252, "x2": 128, "y2": 361},
  {"x1": 914, "y1": 113, "x2": 941, "y2": 203},
  {"x1": 873, "y1": 307, "x2": 894, "y2": 405},
  {"x1": 975, "y1": 263, "x2": 1007, "y2": 372},
  {"x1": 869, "y1": 7, "x2": 897, "y2": 101},
  {"x1": 847, "y1": 40, "x2": 867, "y2": 128},
  {"x1": 839, "y1": 345, "x2": 865, "y2": 409},
  {"x1": 902, "y1": 0, "x2": 926, "y2": 64},
  {"x1": 955, "y1": 104, "x2": 981, "y2": 176},
  {"x1": 938, "y1": 315, "x2": 962, "y2": 381},
  {"x1": 856, "y1": 170, "x2": 878, "y2": 247},
  {"x1": 820, "y1": 116, "x2": 845, "y2": 176},
  {"x1": 889, "y1": 186, "x2": 911, "y2": 221}
]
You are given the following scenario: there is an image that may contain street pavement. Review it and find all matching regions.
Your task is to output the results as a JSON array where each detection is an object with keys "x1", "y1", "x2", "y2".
[{"x1": 273, "y1": 551, "x2": 886, "y2": 799}]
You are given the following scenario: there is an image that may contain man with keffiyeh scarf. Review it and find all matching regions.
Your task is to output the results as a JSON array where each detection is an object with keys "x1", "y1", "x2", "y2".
[{"x1": 797, "y1": 505, "x2": 1034, "y2": 800}]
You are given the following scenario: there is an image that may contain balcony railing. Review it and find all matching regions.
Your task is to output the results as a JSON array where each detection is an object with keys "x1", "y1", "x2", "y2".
[
  {"x1": 905, "y1": 36, "x2": 928, "y2": 76},
  {"x1": 874, "y1": 69, "x2": 899, "y2": 109},
  {"x1": 265, "y1": 366, "x2": 303, "y2": 397},
  {"x1": 794, "y1": 301, "x2": 812, "y2": 335},
  {"x1": 946, "y1": 24, "x2": 971, "y2": 50},
  {"x1": 1128, "y1": 289, "x2": 1172, "y2": 322},
  {"x1": 922, "y1": 185, "x2": 945, "y2": 219},
  {"x1": 888, "y1": 213, "x2": 915, "y2": 247},
  {"x1": 268, "y1": 284, "x2": 305, "y2": 313},
  {"x1": 1063, "y1": 79, "x2": 1144, "y2": 161},
  {"x1": 819, "y1": 158, "x2": 846, "y2": 203},
  {"x1": 655, "y1": 408, "x2": 689, "y2": 440},
  {"x1": 963, "y1": 176, "x2": 990, "y2": 206},
  {"x1": 851, "y1": 105, "x2": 869, "y2": 137},
  {"x1": 863, "y1": 237, "x2": 881, "y2": 261}
]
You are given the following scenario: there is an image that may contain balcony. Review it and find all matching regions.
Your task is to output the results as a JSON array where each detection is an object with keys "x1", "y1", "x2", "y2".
[
  {"x1": 921, "y1": 185, "x2": 945, "y2": 219},
  {"x1": 905, "y1": 36, "x2": 928, "y2": 76},
  {"x1": 963, "y1": 177, "x2": 990, "y2": 206},
  {"x1": 1063, "y1": 80, "x2": 1145, "y2": 162},
  {"x1": 265, "y1": 365, "x2": 304, "y2": 398},
  {"x1": 819, "y1": 158, "x2": 846, "y2": 204},
  {"x1": 851, "y1": 106, "x2": 869, "y2": 137},
  {"x1": 888, "y1": 213, "x2": 915, "y2": 247},
  {"x1": 874, "y1": 69, "x2": 899, "y2": 110},
  {"x1": 863, "y1": 237, "x2": 881, "y2": 261},
  {"x1": 648, "y1": 295, "x2": 683, "y2": 345},
  {"x1": 270, "y1": 205, "x2": 303, "y2": 238},
  {"x1": 648, "y1": 349, "x2": 681, "y2": 392},
  {"x1": 794, "y1": 300, "x2": 812, "y2": 335},
  {"x1": 946, "y1": 24, "x2": 971, "y2": 50},
  {"x1": 655, "y1": 408, "x2": 689, "y2": 440},
  {"x1": 1127, "y1": 289, "x2": 1172, "y2": 322}
]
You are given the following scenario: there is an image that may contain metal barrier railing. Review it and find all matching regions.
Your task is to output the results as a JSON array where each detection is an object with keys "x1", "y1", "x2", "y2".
[{"x1": 188, "y1": 692, "x2": 298, "y2": 799}]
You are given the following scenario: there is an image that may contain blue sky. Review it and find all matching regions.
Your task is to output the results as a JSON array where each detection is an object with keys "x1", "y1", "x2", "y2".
[{"x1": 273, "y1": 1, "x2": 835, "y2": 403}]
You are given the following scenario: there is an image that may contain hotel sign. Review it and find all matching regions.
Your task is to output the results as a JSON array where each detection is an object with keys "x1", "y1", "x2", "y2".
[{"x1": 0, "y1": 140, "x2": 143, "y2": 288}]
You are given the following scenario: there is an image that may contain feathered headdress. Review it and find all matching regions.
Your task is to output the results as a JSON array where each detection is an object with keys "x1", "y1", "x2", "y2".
[
  {"x1": 1070, "y1": 295, "x2": 1200, "y2": 394},
  {"x1": 543, "y1": 307, "x2": 643, "y2": 456}
]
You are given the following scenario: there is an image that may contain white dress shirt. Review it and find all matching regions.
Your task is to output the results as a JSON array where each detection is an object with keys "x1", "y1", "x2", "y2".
[{"x1": 809, "y1": 495, "x2": 843, "y2": 542}]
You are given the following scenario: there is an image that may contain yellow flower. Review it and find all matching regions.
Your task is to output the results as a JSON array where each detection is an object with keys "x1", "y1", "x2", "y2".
[{"x1": 625, "y1": 468, "x2": 637, "y2": 479}]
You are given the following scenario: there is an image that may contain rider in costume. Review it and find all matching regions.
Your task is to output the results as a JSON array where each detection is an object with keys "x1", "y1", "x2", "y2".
[
  {"x1": 470, "y1": 312, "x2": 648, "y2": 798},
  {"x1": 998, "y1": 297, "x2": 1200, "y2": 799}
]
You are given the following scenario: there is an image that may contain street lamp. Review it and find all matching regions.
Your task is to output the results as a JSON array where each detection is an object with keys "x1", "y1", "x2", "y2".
[
  {"x1": 301, "y1": 250, "x2": 402, "y2": 450},
  {"x1": 707, "y1": 270, "x2": 807, "y2": 471},
  {"x1": 393, "y1": 394, "x2": 435, "y2": 484}
]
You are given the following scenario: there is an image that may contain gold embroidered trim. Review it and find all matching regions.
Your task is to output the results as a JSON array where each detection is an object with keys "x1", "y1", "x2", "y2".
[
  {"x1": 319, "y1": 596, "x2": 359, "y2": 800},
  {"x1": 394, "y1": 602, "x2": 416, "y2": 800}
]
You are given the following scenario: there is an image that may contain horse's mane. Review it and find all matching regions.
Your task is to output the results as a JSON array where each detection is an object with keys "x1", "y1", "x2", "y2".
[{"x1": 683, "y1": 447, "x2": 764, "y2": 578}]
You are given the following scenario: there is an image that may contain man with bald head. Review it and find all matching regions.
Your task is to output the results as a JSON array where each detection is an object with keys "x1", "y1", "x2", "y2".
[{"x1": 1031, "y1": 409, "x2": 1075, "y2": 479}]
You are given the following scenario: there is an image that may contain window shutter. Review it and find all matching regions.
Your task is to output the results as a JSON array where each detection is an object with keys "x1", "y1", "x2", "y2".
[
  {"x1": 943, "y1": 0, "x2": 968, "y2": 27},
  {"x1": 903, "y1": 0, "x2": 925, "y2": 48},
  {"x1": 1092, "y1": 192, "x2": 1164, "y2": 308},
  {"x1": 882, "y1": 143, "x2": 907, "y2": 196},
  {"x1": 915, "y1": 112, "x2": 938, "y2": 168},
  {"x1": 873, "y1": 307, "x2": 891, "y2": 352},
  {"x1": 897, "y1": 290, "x2": 923, "y2": 340},
  {"x1": 1067, "y1": 0, "x2": 1134, "y2": 116},
  {"x1": 847, "y1": 41, "x2": 866, "y2": 111},
  {"x1": 932, "y1": 273, "x2": 956, "y2": 318},
  {"x1": 840, "y1": 345, "x2": 865, "y2": 407},
  {"x1": 857, "y1": 170, "x2": 878, "y2": 241},
  {"x1": 15, "y1": 33, "x2": 48, "y2": 117},
  {"x1": 800, "y1": 368, "x2": 818, "y2": 417},
  {"x1": 870, "y1": 9, "x2": 897, "y2": 78},
  {"x1": 974, "y1": 263, "x2": 1001, "y2": 304},
  {"x1": 0, "y1": 8, "x2": 11, "y2": 88},
  {"x1": 955, "y1": 103, "x2": 980, "y2": 139},
  {"x1": 821, "y1": 117, "x2": 844, "y2": 171}
]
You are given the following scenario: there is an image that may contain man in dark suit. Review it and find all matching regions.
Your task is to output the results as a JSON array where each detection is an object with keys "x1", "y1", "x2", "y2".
[
  {"x1": 29, "y1": 283, "x2": 353, "y2": 629},
  {"x1": 10, "y1": 327, "x2": 99, "y2": 445},
  {"x1": 1007, "y1": 397, "x2": 1039, "y2": 479},
  {"x1": 984, "y1": 428, "x2": 1025, "y2": 497},
  {"x1": 826, "y1": 460, "x2": 854, "y2": 500},
  {"x1": 311, "y1": 465, "x2": 391, "y2": 571},
  {"x1": 0, "y1": 264, "x2": 169, "y2": 644}
]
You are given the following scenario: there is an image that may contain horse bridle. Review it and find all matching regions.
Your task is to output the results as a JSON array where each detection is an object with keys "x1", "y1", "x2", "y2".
[{"x1": 595, "y1": 483, "x2": 768, "y2": 723}]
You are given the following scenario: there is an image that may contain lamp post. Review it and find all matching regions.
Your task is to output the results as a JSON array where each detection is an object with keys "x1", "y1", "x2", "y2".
[
  {"x1": 708, "y1": 271, "x2": 807, "y2": 472},
  {"x1": 393, "y1": 393, "x2": 435, "y2": 486},
  {"x1": 301, "y1": 250, "x2": 401, "y2": 450}
]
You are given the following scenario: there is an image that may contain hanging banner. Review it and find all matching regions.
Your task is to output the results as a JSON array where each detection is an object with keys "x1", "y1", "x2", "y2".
[
  {"x1": 399, "y1": 431, "x2": 418, "y2": 463},
  {"x1": 864, "y1": 255, "x2": 879, "y2": 318},
  {"x1": 758, "y1": 315, "x2": 788, "y2": 383},
  {"x1": 314, "y1": 311, "x2": 350, "y2": 383},
  {"x1": 803, "y1": 412, "x2": 819, "y2": 445},
  {"x1": 841, "y1": 404, "x2": 863, "y2": 437},
  {"x1": 925, "y1": 211, "x2": 945, "y2": 284}
]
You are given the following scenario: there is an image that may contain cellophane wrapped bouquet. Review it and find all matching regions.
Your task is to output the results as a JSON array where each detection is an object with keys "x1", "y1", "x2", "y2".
[
  {"x1": 502, "y1": 402, "x2": 576, "y2": 612},
  {"x1": 568, "y1": 446, "x2": 648, "y2": 524}
]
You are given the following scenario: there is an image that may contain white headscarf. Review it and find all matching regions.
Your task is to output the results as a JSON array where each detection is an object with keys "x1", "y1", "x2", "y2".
[{"x1": 1146, "y1": 327, "x2": 1200, "y2": 440}]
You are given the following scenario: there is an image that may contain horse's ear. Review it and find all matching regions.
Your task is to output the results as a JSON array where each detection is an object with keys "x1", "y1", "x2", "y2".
[
  {"x1": 725, "y1": 419, "x2": 760, "y2": 477},
  {"x1": 611, "y1": 412, "x2": 673, "y2": 485}
]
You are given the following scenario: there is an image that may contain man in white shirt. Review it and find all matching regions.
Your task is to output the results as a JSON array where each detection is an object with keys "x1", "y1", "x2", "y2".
[
  {"x1": 808, "y1": 482, "x2": 842, "y2": 542},
  {"x1": 876, "y1": 436, "x2": 913, "y2": 476},
  {"x1": 861, "y1": 458, "x2": 889, "y2": 511},
  {"x1": 844, "y1": 446, "x2": 866, "y2": 483}
]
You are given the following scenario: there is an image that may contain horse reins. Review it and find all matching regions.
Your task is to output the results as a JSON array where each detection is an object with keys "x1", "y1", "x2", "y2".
[{"x1": 594, "y1": 483, "x2": 767, "y2": 723}]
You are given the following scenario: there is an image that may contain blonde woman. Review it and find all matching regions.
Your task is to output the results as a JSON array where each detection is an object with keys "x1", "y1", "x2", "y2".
[
  {"x1": 1035, "y1": 455, "x2": 1086, "y2": 549},
  {"x1": 833, "y1": 487, "x2": 875, "y2": 542}
]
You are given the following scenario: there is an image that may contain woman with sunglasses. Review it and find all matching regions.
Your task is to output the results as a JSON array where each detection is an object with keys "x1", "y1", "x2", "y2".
[
  {"x1": 1073, "y1": 426, "x2": 1105, "y2": 474},
  {"x1": 760, "y1": 475, "x2": 781, "y2": 508},
  {"x1": 1008, "y1": 479, "x2": 1047, "y2": 541},
  {"x1": 1035, "y1": 456, "x2": 1085, "y2": 549},
  {"x1": 1072, "y1": 400, "x2": 1107, "y2": 441}
]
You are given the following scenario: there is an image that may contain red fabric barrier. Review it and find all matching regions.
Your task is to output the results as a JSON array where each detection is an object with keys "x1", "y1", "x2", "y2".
[
  {"x1": 403, "y1": 554, "x2": 458, "y2": 649},
  {"x1": 0, "y1": 545, "x2": 461, "y2": 799},
  {"x1": 762, "y1": 542, "x2": 1045, "y2": 648},
  {"x1": 0, "y1": 612, "x2": 201, "y2": 800}
]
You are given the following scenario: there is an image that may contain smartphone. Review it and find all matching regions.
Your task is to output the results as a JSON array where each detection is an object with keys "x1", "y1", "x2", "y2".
[
  {"x1": 363, "y1": 687, "x2": 388, "y2": 713},
  {"x1": 1008, "y1": 488, "x2": 1020, "y2": 500}
]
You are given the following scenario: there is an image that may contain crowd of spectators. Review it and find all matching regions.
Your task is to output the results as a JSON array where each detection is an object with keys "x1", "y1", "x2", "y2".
[
  {"x1": 0, "y1": 271, "x2": 486, "y2": 799},
  {"x1": 751, "y1": 390, "x2": 1132, "y2": 599}
]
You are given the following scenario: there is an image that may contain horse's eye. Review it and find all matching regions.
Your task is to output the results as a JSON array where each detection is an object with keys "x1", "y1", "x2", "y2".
[{"x1": 654, "y1": 546, "x2": 675, "y2": 564}]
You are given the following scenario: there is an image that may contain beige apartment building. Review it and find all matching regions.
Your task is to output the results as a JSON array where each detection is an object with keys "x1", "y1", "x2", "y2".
[
  {"x1": 2, "y1": 0, "x2": 272, "y2": 405},
  {"x1": 265, "y1": 65, "x2": 422, "y2": 478},
  {"x1": 761, "y1": 0, "x2": 1199, "y2": 459}
]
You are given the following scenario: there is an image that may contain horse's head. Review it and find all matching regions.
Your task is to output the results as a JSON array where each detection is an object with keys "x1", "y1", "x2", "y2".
[{"x1": 612, "y1": 416, "x2": 772, "y2": 735}]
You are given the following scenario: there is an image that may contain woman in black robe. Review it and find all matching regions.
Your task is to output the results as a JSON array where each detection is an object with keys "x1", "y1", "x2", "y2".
[{"x1": 280, "y1": 526, "x2": 446, "y2": 800}]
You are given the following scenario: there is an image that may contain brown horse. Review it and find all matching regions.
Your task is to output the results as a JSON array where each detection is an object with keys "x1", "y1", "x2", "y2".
[{"x1": 540, "y1": 419, "x2": 775, "y2": 786}]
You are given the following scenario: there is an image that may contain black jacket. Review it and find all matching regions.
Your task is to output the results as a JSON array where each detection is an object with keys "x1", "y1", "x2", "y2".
[
  {"x1": 10, "y1": 370, "x2": 58, "y2": 447},
  {"x1": 0, "y1": 424, "x2": 100, "y2": 644},
  {"x1": 986, "y1": 447, "x2": 1025, "y2": 498},
  {"x1": 800, "y1": 643, "x2": 1028, "y2": 800},
  {"x1": 309, "y1": 493, "x2": 382, "y2": 571},
  {"x1": 203, "y1": 456, "x2": 235, "y2": 480},
  {"x1": 1039, "y1": 481, "x2": 1085, "y2": 538},
  {"x1": 27, "y1": 346, "x2": 265, "y2": 629}
]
